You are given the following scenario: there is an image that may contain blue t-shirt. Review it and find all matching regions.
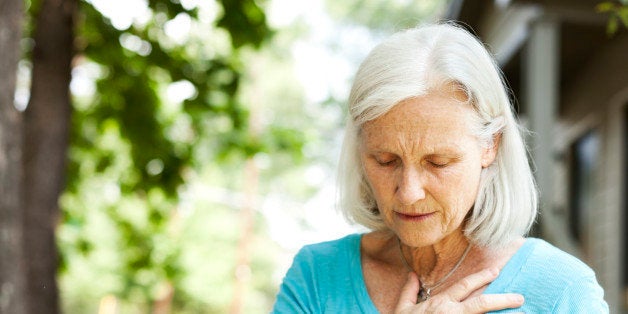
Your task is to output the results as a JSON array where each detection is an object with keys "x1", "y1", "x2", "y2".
[{"x1": 272, "y1": 234, "x2": 609, "y2": 313}]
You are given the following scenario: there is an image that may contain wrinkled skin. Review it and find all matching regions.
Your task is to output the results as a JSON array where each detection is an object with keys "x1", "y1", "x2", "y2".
[{"x1": 359, "y1": 88, "x2": 523, "y2": 313}]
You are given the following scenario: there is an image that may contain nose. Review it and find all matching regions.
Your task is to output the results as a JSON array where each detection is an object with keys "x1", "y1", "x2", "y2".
[{"x1": 396, "y1": 165, "x2": 426, "y2": 205}]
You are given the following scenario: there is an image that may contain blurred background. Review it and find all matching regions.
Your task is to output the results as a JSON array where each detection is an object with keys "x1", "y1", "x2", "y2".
[{"x1": 0, "y1": 0, "x2": 626, "y2": 313}]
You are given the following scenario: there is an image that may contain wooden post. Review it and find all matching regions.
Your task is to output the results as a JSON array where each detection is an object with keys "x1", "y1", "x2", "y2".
[
  {"x1": 0, "y1": 0, "x2": 26, "y2": 313},
  {"x1": 524, "y1": 18, "x2": 559, "y2": 242}
]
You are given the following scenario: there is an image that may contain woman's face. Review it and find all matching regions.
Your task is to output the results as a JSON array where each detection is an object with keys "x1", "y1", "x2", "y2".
[{"x1": 359, "y1": 88, "x2": 497, "y2": 247}]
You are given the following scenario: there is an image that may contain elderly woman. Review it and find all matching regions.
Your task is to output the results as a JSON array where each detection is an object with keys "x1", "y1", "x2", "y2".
[{"x1": 272, "y1": 23, "x2": 608, "y2": 313}]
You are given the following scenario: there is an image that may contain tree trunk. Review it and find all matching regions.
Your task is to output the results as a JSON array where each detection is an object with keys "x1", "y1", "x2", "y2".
[
  {"x1": 229, "y1": 159, "x2": 258, "y2": 314},
  {"x1": 23, "y1": 0, "x2": 76, "y2": 312},
  {"x1": 0, "y1": 0, "x2": 26, "y2": 313}
]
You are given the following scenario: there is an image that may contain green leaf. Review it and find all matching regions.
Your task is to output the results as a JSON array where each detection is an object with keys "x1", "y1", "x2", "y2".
[
  {"x1": 596, "y1": 2, "x2": 615, "y2": 13},
  {"x1": 618, "y1": 7, "x2": 628, "y2": 26},
  {"x1": 216, "y1": 0, "x2": 273, "y2": 48},
  {"x1": 607, "y1": 15, "x2": 619, "y2": 35}
]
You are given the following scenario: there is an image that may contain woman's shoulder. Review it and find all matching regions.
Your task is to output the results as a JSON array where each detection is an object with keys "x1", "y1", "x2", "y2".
[
  {"x1": 522, "y1": 238, "x2": 596, "y2": 278},
  {"x1": 279, "y1": 233, "x2": 363, "y2": 290},
  {"x1": 288, "y1": 233, "x2": 363, "y2": 272},
  {"x1": 273, "y1": 233, "x2": 374, "y2": 313},
  {"x1": 297, "y1": 233, "x2": 362, "y2": 259},
  {"x1": 497, "y1": 237, "x2": 608, "y2": 312}
]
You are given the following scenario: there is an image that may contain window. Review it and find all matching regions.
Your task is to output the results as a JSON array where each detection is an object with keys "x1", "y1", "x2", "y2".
[{"x1": 568, "y1": 130, "x2": 599, "y2": 244}]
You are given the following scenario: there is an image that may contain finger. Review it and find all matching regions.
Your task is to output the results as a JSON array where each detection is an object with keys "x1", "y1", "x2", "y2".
[
  {"x1": 463, "y1": 293, "x2": 524, "y2": 313},
  {"x1": 395, "y1": 272, "x2": 419, "y2": 311},
  {"x1": 446, "y1": 267, "x2": 499, "y2": 301}
]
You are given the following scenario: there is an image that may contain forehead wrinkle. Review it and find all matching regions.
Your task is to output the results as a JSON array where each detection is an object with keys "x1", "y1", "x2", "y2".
[
  {"x1": 360, "y1": 90, "x2": 478, "y2": 156},
  {"x1": 362, "y1": 121, "x2": 467, "y2": 159}
]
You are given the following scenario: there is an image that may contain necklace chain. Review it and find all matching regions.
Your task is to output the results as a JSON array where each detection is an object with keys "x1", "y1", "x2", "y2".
[{"x1": 397, "y1": 237, "x2": 472, "y2": 302}]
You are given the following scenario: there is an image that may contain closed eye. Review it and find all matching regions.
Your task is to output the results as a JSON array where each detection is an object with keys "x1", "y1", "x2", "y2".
[
  {"x1": 425, "y1": 153, "x2": 459, "y2": 169},
  {"x1": 376, "y1": 159, "x2": 398, "y2": 167},
  {"x1": 369, "y1": 152, "x2": 399, "y2": 167},
  {"x1": 428, "y1": 161, "x2": 449, "y2": 168}
]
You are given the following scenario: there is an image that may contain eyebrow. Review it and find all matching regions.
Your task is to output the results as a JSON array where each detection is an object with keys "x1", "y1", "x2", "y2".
[
  {"x1": 364, "y1": 146, "x2": 464, "y2": 157},
  {"x1": 360, "y1": 133, "x2": 467, "y2": 154},
  {"x1": 424, "y1": 152, "x2": 463, "y2": 160}
]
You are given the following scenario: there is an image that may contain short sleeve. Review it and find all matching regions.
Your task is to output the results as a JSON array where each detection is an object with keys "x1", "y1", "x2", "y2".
[
  {"x1": 270, "y1": 234, "x2": 370, "y2": 313},
  {"x1": 551, "y1": 274, "x2": 609, "y2": 313},
  {"x1": 271, "y1": 247, "x2": 319, "y2": 314}
]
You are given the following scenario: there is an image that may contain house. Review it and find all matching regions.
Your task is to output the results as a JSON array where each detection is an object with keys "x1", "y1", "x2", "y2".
[{"x1": 446, "y1": 0, "x2": 628, "y2": 311}]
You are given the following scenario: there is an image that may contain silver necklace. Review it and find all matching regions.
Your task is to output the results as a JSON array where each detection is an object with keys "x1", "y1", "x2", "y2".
[{"x1": 397, "y1": 237, "x2": 472, "y2": 303}]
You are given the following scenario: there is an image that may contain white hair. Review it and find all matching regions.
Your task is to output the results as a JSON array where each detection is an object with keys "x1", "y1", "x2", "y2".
[{"x1": 337, "y1": 22, "x2": 537, "y2": 248}]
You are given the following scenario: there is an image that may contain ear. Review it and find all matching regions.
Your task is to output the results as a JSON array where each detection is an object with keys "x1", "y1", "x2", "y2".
[{"x1": 481, "y1": 133, "x2": 501, "y2": 168}]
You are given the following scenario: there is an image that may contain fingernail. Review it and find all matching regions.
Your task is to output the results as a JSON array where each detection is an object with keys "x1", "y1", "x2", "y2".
[{"x1": 514, "y1": 294, "x2": 524, "y2": 304}]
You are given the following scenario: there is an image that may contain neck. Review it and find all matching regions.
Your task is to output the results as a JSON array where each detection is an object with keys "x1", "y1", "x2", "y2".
[{"x1": 399, "y1": 232, "x2": 471, "y2": 286}]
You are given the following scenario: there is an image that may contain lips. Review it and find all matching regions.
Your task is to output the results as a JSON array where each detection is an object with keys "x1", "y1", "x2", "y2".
[{"x1": 395, "y1": 211, "x2": 434, "y2": 221}]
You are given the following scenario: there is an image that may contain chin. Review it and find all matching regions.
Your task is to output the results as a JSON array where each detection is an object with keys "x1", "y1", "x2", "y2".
[{"x1": 396, "y1": 230, "x2": 442, "y2": 248}]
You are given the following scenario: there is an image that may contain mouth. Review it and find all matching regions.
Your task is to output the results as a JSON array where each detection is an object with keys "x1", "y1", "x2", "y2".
[{"x1": 395, "y1": 211, "x2": 435, "y2": 222}]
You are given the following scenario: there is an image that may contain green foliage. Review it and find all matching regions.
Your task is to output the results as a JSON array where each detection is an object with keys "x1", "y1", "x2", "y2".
[
  {"x1": 596, "y1": 0, "x2": 628, "y2": 36},
  {"x1": 217, "y1": 0, "x2": 273, "y2": 48},
  {"x1": 325, "y1": 0, "x2": 446, "y2": 32},
  {"x1": 50, "y1": 0, "x2": 304, "y2": 312},
  {"x1": 48, "y1": 0, "x2": 443, "y2": 312}
]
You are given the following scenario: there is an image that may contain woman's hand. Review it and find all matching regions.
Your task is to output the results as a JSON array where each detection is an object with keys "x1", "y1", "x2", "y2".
[{"x1": 395, "y1": 268, "x2": 524, "y2": 314}]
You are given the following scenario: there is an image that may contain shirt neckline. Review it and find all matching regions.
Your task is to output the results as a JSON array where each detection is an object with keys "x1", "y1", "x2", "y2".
[
  {"x1": 348, "y1": 234, "x2": 379, "y2": 312},
  {"x1": 483, "y1": 237, "x2": 537, "y2": 294},
  {"x1": 350, "y1": 234, "x2": 537, "y2": 312}
]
